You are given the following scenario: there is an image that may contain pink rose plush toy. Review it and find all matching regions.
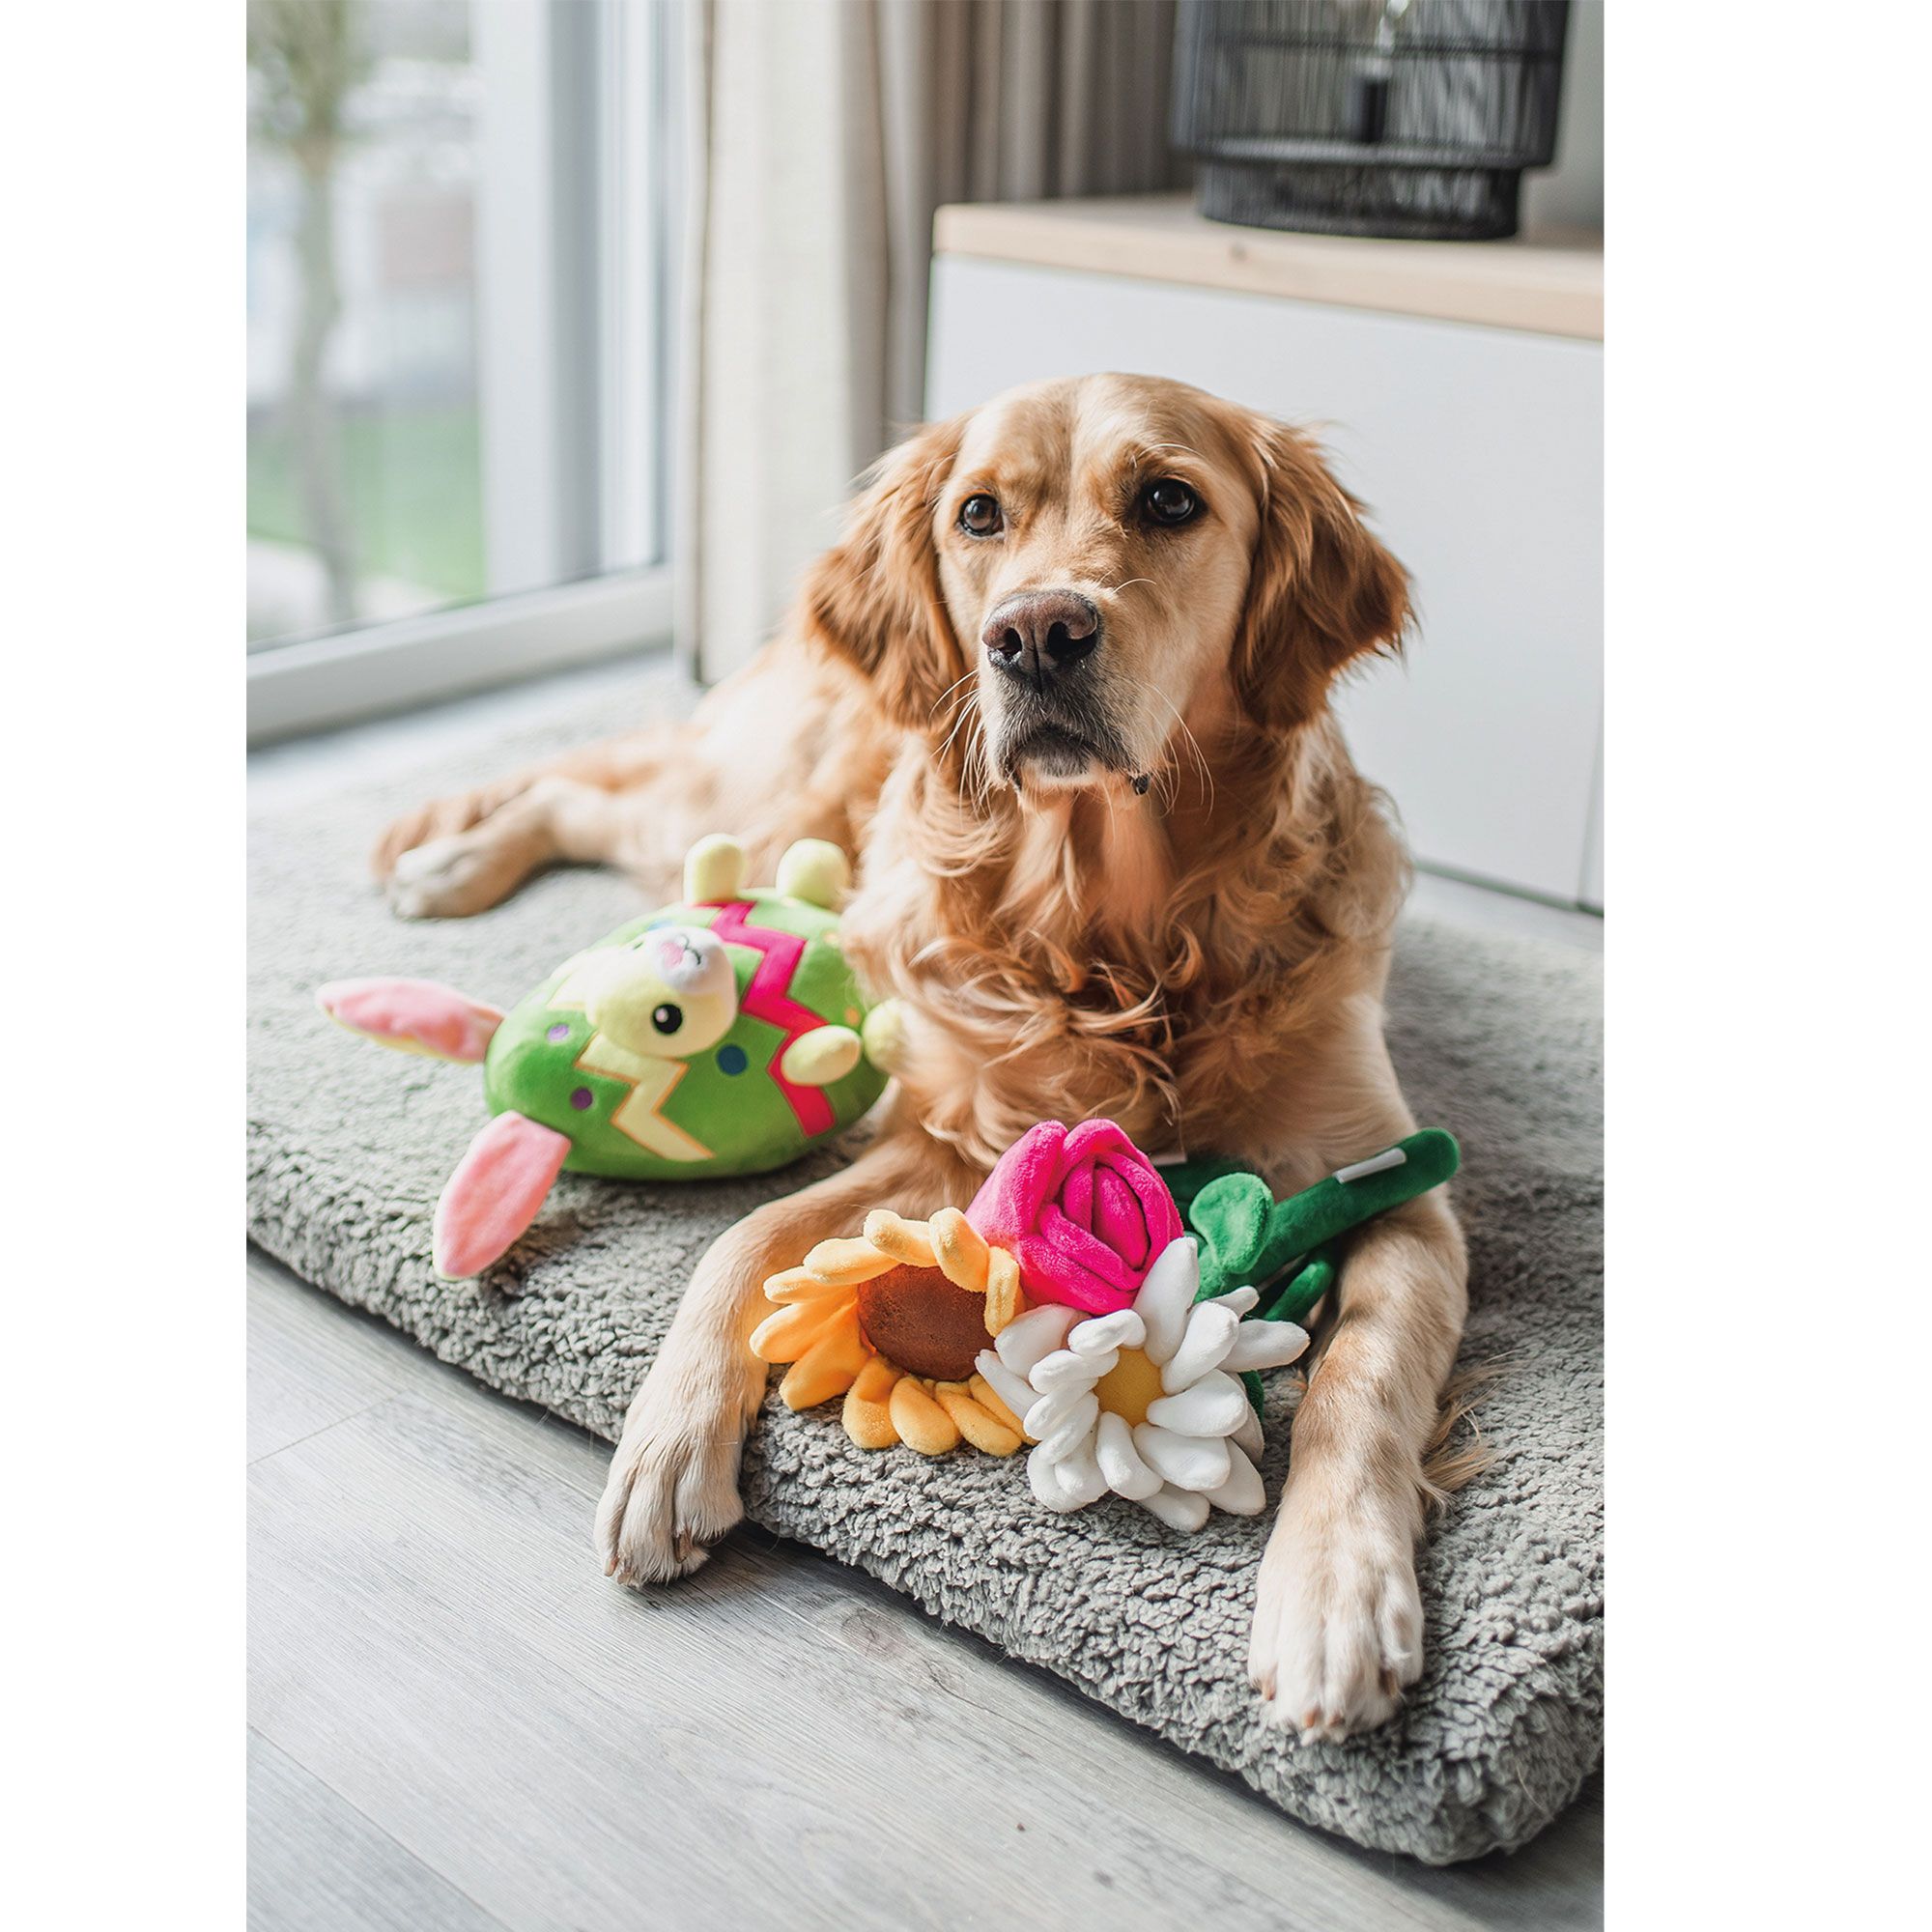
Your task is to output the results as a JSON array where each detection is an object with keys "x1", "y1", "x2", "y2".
[{"x1": 965, "y1": 1120, "x2": 1184, "y2": 1315}]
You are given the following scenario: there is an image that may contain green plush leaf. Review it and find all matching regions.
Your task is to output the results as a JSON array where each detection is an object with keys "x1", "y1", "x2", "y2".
[{"x1": 1188, "y1": 1171, "x2": 1273, "y2": 1298}]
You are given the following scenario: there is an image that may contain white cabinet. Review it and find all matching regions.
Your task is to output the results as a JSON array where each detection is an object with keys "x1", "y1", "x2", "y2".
[{"x1": 924, "y1": 244, "x2": 1603, "y2": 907}]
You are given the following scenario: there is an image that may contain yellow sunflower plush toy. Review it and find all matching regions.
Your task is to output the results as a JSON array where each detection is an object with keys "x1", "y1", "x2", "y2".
[{"x1": 749, "y1": 1207, "x2": 1031, "y2": 1457}]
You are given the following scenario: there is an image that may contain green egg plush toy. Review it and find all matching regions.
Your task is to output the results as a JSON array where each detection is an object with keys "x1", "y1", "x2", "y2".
[{"x1": 320, "y1": 835, "x2": 902, "y2": 1280}]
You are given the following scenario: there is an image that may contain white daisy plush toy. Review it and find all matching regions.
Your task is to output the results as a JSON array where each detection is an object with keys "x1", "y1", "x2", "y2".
[{"x1": 971, "y1": 1235, "x2": 1310, "y2": 1530}]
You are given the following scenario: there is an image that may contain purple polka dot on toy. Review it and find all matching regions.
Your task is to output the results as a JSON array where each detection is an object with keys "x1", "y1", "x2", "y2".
[
  {"x1": 547, "y1": 1022, "x2": 572, "y2": 1042},
  {"x1": 569, "y1": 1087, "x2": 593, "y2": 1110}
]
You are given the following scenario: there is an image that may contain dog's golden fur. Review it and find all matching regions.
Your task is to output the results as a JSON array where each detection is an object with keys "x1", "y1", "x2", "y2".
[{"x1": 376, "y1": 374, "x2": 1469, "y2": 1739}]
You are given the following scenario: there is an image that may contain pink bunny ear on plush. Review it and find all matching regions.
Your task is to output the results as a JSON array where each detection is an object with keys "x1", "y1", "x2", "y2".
[
  {"x1": 317, "y1": 978, "x2": 503, "y2": 1064},
  {"x1": 433, "y1": 1112, "x2": 574, "y2": 1279}
]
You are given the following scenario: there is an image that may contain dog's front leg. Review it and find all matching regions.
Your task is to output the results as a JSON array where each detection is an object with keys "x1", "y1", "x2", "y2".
[
  {"x1": 384, "y1": 776, "x2": 636, "y2": 920},
  {"x1": 1248, "y1": 1183, "x2": 1468, "y2": 1737},
  {"x1": 596, "y1": 1128, "x2": 969, "y2": 1584},
  {"x1": 373, "y1": 728, "x2": 673, "y2": 887}
]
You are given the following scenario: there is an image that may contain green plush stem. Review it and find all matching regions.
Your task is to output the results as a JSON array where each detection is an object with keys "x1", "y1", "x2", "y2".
[
  {"x1": 1260, "y1": 1244, "x2": 1338, "y2": 1325},
  {"x1": 1239, "y1": 1129, "x2": 1460, "y2": 1284}
]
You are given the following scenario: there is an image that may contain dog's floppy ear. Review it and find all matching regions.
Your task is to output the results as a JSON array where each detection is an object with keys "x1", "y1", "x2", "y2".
[
  {"x1": 802, "y1": 415, "x2": 968, "y2": 733},
  {"x1": 1232, "y1": 423, "x2": 1410, "y2": 734}
]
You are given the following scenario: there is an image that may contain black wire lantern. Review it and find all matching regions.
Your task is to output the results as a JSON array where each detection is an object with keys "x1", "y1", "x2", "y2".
[{"x1": 1171, "y1": 0, "x2": 1573, "y2": 242}]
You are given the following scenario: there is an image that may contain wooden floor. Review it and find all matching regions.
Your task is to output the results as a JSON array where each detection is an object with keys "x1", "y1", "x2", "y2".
[{"x1": 249, "y1": 664, "x2": 1602, "y2": 1929}]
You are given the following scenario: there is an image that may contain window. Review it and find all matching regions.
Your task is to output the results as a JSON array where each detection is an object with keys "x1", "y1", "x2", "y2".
[{"x1": 245, "y1": 0, "x2": 677, "y2": 739}]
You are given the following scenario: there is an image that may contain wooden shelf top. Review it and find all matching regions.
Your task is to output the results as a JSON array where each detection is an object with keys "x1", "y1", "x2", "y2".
[{"x1": 933, "y1": 195, "x2": 1604, "y2": 342}]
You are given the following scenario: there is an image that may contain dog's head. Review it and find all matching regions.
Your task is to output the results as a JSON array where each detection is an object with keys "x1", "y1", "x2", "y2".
[{"x1": 804, "y1": 373, "x2": 1408, "y2": 795}]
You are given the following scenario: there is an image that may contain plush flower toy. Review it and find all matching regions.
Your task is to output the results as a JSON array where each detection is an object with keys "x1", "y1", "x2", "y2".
[
  {"x1": 751, "y1": 1119, "x2": 1461, "y2": 1531},
  {"x1": 320, "y1": 835, "x2": 903, "y2": 1279}
]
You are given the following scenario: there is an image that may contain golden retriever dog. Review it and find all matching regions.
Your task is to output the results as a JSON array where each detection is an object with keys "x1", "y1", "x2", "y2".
[{"x1": 375, "y1": 373, "x2": 1468, "y2": 1740}]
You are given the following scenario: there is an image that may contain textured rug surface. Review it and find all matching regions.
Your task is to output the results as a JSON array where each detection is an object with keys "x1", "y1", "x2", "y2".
[{"x1": 247, "y1": 705, "x2": 1604, "y2": 1865}]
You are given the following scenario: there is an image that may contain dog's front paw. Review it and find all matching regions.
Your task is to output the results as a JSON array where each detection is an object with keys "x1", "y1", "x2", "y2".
[
  {"x1": 1248, "y1": 1490, "x2": 1424, "y2": 1741},
  {"x1": 372, "y1": 781, "x2": 526, "y2": 882},
  {"x1": 386, "y1": 836, "x2": 502, "y2": 920},
  {"x1": 594, "y1": 1371, "x2": 754, "y2": 1586}
]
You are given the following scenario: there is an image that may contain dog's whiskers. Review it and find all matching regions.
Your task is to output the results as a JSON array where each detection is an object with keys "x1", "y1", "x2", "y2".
[
  {"x1": 934, "y1": 687, "x2": 981, "y2": 766},
  {"x1": 1144, "y1": 684, "x2": 1215, "y2": 817},
  {"x1": 927, "y1": 669, "x2": 980, "y2": 724}
]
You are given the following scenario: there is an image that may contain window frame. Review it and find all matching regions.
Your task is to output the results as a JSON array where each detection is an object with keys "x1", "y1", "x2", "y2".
[
  {"x1": 247, "y1": 0, "x2": 679, "y2": 746},
  {"x1": 246, "y1": 566, "x2": 673, "y2": 745}
]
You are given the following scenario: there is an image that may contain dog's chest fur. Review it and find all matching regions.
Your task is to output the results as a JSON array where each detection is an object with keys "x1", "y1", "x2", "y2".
[{"x1": 838, "y1": 752, "x2": 1392, "y2": 1166}]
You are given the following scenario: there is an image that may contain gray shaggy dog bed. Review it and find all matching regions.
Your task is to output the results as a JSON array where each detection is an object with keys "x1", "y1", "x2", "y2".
[{"x1": 247, "y1": 708, "x2": 1602, "y2": 1866}]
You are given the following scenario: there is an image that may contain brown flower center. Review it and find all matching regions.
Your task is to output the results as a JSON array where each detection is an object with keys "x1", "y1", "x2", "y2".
[{"x1": 854, "y1": 1264, "x2": 989, "y2": 1381}]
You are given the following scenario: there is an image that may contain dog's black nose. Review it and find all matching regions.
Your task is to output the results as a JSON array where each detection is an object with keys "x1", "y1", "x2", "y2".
[{"x1": 981, "y1": 590, "x2": 1101, "y2": 681}]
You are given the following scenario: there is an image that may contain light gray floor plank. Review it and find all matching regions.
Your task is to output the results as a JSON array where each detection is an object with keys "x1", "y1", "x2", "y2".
[
  {"x1": 250, "y1": 1731, "x2": 505, "y2": 1932},
  {"x1": 247, "y1": 1257, "x2": 1601, "y2": 1932},
  {"x1": 249, "y1": 1254, "x2": 413, "y2": 1462}
]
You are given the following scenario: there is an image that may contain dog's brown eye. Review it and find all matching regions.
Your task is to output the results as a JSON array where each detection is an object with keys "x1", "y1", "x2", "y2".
[
  {"x1": 1144, "y1": 479, "x2": 1200, "y2": 526},
  {"x1": 958, "y1": 495, "x2": 1003, "y2": 537}
]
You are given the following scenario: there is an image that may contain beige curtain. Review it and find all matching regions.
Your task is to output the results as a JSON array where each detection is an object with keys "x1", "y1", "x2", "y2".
[{"x1": 677, "y1": 0, "x2": 1185, "y2": 682}]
